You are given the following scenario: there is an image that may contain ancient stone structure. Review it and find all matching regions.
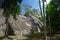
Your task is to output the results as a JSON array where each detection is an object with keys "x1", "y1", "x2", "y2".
[{"x1": 0, "y1": 9, "x2": 43, "y2": 40}]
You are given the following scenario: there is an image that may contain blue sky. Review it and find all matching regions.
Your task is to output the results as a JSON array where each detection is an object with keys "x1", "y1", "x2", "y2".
[
  {"x1": 21, "y1": 0, "x2": 40, "y2": 15},
  {"x1": 21, "y1": 0, "x2": 51, "y2": 15},
  {"x1": 21, "y1": 0, "x2": 40, "y2": 9}
]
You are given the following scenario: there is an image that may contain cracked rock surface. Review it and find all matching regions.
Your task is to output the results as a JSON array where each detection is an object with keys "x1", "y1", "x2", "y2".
[{"x1": 0, "y1": 9, "x2": 43, "y2": 40}]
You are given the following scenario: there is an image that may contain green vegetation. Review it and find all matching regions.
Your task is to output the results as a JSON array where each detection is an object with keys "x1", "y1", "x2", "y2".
[
  {"x1": 24, "y1": 9, "x2": 42, "y2": 21},
  {"x1": 0, "y1": 0, "x2": 60, "y2": 40},
  {"x1": 2, "y1": 0, "x2": 22, "y2": 19},
  {"x1": 46, "y1": 0, "x2": 60, "y2": 33}
]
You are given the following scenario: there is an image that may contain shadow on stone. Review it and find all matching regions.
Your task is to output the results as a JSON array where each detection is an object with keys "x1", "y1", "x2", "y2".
[{"x1": 7, "y1": 24, "x2": 15, "y2": 36}]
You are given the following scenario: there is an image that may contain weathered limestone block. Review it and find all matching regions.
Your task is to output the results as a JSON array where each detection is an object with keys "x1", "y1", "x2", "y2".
[
  {"x1": 8, "y1": 15, "x2": 32, "y2": 39},
  {"x1": 0, "y1": 8, "x2": 43, "y2": 40},
  {"x1": 8, "y1": 15, "x2": 43, "y2": 39},
  {"x1": 0, "y1": 9, "x2": 6, "y2": 37}
]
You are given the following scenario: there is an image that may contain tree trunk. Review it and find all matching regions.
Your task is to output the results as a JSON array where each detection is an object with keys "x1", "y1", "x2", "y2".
[
  {"x1": 42, "y1": 0, "x2": 47, "y2": 40},
  {"x1": 4, "y1": 9, "x2": 9, "y2": 37},
  {"x1": 4, "y1": 9, "x2": 15, "y2": 37},
  {"x1": 49, "y1": 18, "x2": 52, "y2": 40},
  {"x1": 5, "y1": 16, "x2": 9, "y2": 37},
  {"x1": 39, "y1": 0, "x2": 47, "y2": 40},
  {"x1": 0, "y1": 3, "x2": 1, "y2": 8},
  {"x1": 39, "y1": 0, "x2": 42, "y2": 17},
  {"x1": 3, "y1": 8, "x2": 10, "y2": 37}
]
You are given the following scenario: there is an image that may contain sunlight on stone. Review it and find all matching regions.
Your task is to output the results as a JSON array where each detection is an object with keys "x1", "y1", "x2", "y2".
[
  {"x1": 1, "y1": 31, "x2": 3, "y2": 33},
  {"x1": 37, "y1": 27, "x2": 41, "y2": 32},
  {"x1": 25, "y1": 22, "x2": 31, "y2": 26}
]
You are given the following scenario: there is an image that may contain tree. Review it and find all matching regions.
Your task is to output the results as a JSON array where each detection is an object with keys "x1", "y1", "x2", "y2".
[
  {"x1": 39, "y1": 0, "x2": 43, "y2": 19},
  {"x1": 42, "y1": 0, "x2": 47, "y2": 40},
  {"x1": 24, "y1": 9, "x2": 32, "y2": 16},
  {"x1": 0, "y1": 0, "x2": 4, "y2": 8},
  {"x1": 1, "y1": 0, "x2": 22, "y2": 37},
  {"x1": 24, "y1": 9, "x2": 39, "y2": 18},
  {"x1": 46, "y1": 0, "x2": 60, "y2": 34}
]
